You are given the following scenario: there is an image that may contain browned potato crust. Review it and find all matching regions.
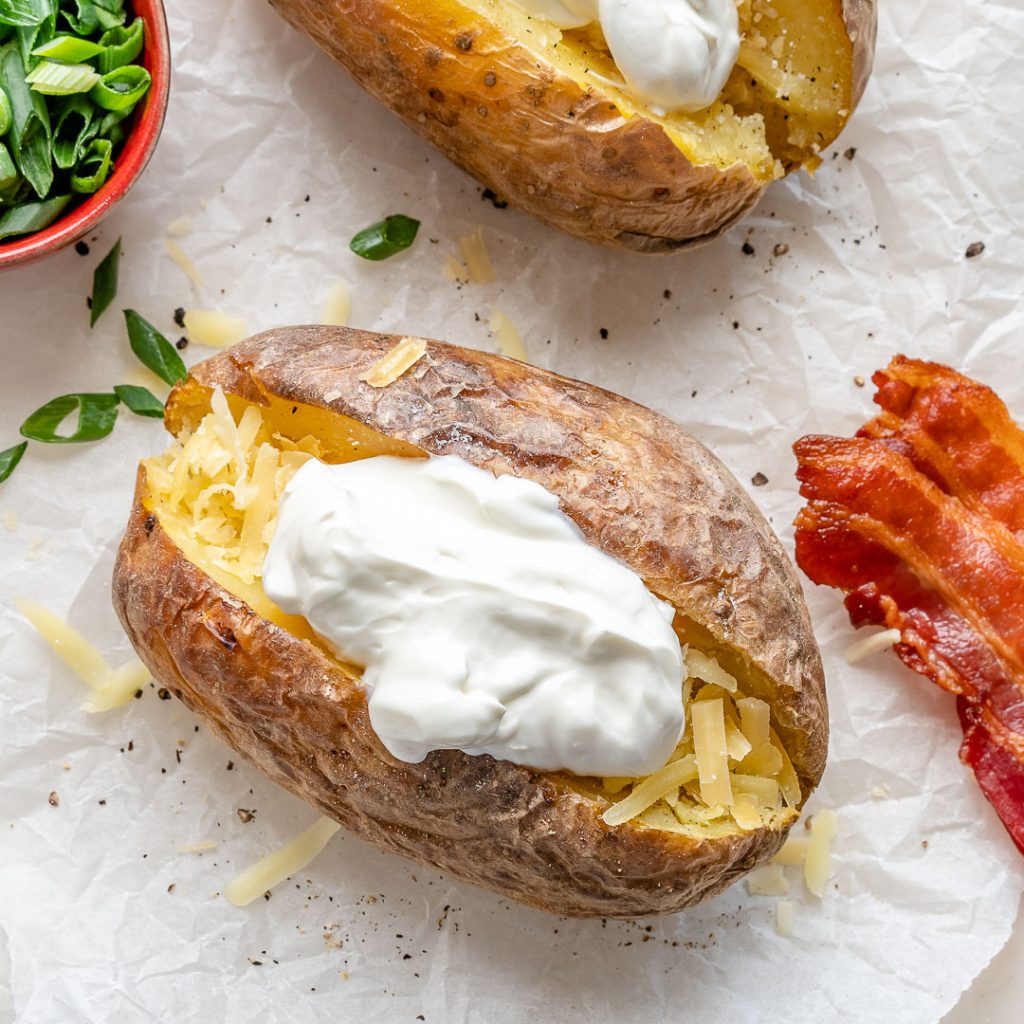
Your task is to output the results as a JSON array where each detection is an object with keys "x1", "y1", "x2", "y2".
[
  {"x1": 113, "y1": 327, "x2": 826, "y2": 917},
  {"x1": 267, "y1": 0, "x2": 876, "y2": 251}
]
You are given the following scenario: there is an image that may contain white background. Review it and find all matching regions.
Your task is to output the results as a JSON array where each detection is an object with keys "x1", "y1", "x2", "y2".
[{"x1": 1, "y1": 1, "x2": 1023, "y2": 1021}]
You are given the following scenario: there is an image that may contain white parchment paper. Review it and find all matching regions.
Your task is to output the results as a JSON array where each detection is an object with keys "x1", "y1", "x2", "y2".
[{"x1": 2, "y1": 1, "x2": 1023, "y2": 1022}]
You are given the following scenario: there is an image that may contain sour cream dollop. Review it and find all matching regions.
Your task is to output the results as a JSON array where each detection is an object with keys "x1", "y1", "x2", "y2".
[
  {"x1": 512, "y1": 0, "x2": 740, "y2": 113},
  {"x1": 263, "y1": 455, "x2": 684, "y2": 778}
]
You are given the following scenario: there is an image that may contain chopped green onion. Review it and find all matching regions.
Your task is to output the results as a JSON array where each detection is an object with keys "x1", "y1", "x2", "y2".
[
  {"x1": 113, "y1": 384, "x2": 164, "y2": 418},
  {"x1": 70, "y1": 134, "x2": 109, "y2": 192},
  {"x1": 20, "y1": 392, "x2": 119, "y2": 444},
  {"x1": 96, "y1": 16, "x2": 141, "y2": 74},
  {"x1": 60, "y1": 1, "x2": 100, "y2": 37},
  {"x1": 124, "y1": 309, "x2": 188, "y2": 387},
  {"x1": 0, "y1": 192, "x2": 68, "y2": 238},
  {"x1": 0, "y1": 82, "x2": 11, "y2": 133},
  {"x1": 93, "y1": 0, "x2": 126, "y2": 32},
  {"x1": 32, "y1": 34, "x2": 103, "y2": 62},
  {"x1": 27, "y1": 59, "x2": 100, "y2": 95},
  {"x1": 89, "y1": 62, "x2": 148, "y2": 112},
  {"x1": 0, "y1": 141, "x2": 17, "y2": 189},
  {"x1": 349, "y1": 214, "x2": 421, "y2": 261},
  {"x1": 0, "y1": 441, "x2": 28, "y2": 484},
  {"x1": 0, "y1": 42, "x2": 52, "y2": 197},
  {"x1": 15, "y1": 7, "x2": 55, "y2": 70},
  {"x1": 0, "y1": 1, "x2": 50, "y2": 29},
  {"x1": 89, "y1": 235, "x2": 119, "y2": 326},
  {"x1": 51, "y1": 92, "x2": 94, "y2": 168}
]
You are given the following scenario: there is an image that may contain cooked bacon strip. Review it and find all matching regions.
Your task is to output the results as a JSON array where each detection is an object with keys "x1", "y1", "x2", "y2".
[
  {"x1": 861, "y1": 356, "x2": 1024, "y2": 536},
  {"x1": 794, "y1": 358, "x2": 1024, "y2": 854}
]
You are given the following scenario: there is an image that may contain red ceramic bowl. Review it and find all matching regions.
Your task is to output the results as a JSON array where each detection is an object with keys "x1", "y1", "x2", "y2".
[{"x1": 0, "y1": 0, "x2": 170, "y2": 269}]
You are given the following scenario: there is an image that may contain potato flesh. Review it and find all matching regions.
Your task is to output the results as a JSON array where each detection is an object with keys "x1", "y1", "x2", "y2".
[
  {"x1": 147, "y1": 387, "x2": 797, "y2": 836},
  {"x1": 464, "y1": 0, "x2": 853, "y2": 175}
]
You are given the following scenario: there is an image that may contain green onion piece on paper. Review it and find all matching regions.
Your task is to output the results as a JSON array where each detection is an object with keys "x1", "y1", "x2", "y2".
[
  {"x1": 26, "y1": 59, "x2": 100, "y2": 95},
  {"x1": 97, "y1": 16, "x2": 141, "y2": 74},
  {"x1": 0, "y1": 141, "x2": 17, "y2": 190},
  {"x1": 20, "y1": 392, "x2": 120, "y2": 444},
  {"x1": 51, "y1": 92, "x2": 95, "y2": 168},
  {"x1": 89, "y1": 235, "x2": 119, "y2": 326},
  {"x1": 31, "y1": 34, "x2": 104, "y2": 63},
  {"x1": 0, "y1": 192, "x2": 68, "y2": 238},
  {"x1": 124, "y1": 309, "x2": 188, "y2": 387},
  {"x1": 70, "y1": 134, "x2": 110, "y2": 192},
  {"x1": 0, "y1": 82, "x2": 11, "y2": 134},
  {"x1": 0, "y1": 1, "x2": 51, "y2": 29},
  {"x1": 0, "y1": 42, "x2": 52, "y2": 197},
  {"x1": 349, "y1": 214, "x2": 421, "y2": 261},
  {"x1": 0, "y1": 440, "x2": 28, "y2": 484},
  {"x1": 89, "y1": 62, "x2": 148, "y2": 112},
  {"x1": 113, "y1": 383, "x2": 164, "y2": 419}
]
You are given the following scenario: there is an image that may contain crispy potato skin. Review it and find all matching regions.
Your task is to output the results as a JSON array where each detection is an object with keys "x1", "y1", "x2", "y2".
[
  {"x1": 267, "y1": 0, "x2": 875, "y2": 252},
  {"x1": 113, "y1": 327, "x2": 825, "y2": 917}
]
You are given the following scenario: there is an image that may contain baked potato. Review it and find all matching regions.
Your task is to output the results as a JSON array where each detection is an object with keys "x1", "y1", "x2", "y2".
[
  {"x1": 267, "y1": 0, "x2": 876, "y2": 252},
  {"x1": 112, "y1": 327, "x2": 826, "y2": 917}
]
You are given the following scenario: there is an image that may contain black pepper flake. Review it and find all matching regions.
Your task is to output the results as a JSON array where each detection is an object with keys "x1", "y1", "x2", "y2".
[
  {"x1": 175, "y1": 749, "x2": 182, "y2": 764},
  {"x1": 86, "y1": 296, "x2": 92, "y2": 309},
  {"x1": 481, "y1": 188, "x2": 507, "y2": 209},
  {"x1": 751, "y1": 472, "x2": 769, "y2": 487},
  {"x1": 599, "y1": 328, "x2": 608, "y2": 339},
  {"x1": 741, "y1": 241, "x2": 755, "y2": 256},
  {"x1": 128, "y1": 740, "x2": 134, "y2": 751},
  {"x1": 176, "y1": 336, "x2": 189, "y2": 350},
  {"x1": 134, "y1": 689, "x2": 143, "y2": 700},
  {"x1": 965, "y1": 241, "x2": 985, "y2": 259},
  {"x1": 157, "y1": 688, "x2": 171, "y2": 700},
  {"x1": 226, "y1": 760, "x2": 235, "y2": 771},
  {"x1": 98, "y1": 799, "x2": 107, "y2": 806},
  {"x1": 455, "y1": 32, "x2": 473, "y2": 51},
  {"x1": 173, "y1": 307, "x2": 186, "y2": 328},
  {"x1": 75, "y1": 240, "x2": 90, "y2": 256},
  {"x1": 48, "y1": 791, "x2": 59, "y2": 807},
  {"x1": 663, "y1": 289, "x2": 671, "y2": 299},
  {"x1": 167, "y1": 883, "x2": 176, "y2": 894},
  {"x1": 237, "y1": 808, "x2": 256, "y2": 824},
  {"x1": 144, "y1": 513, "x2": 157, "y2": 534},
  {"x1": 773, "y1": 243, "x2": 790, "y2": 258},
  {"x1": 844, "y1": 146, "x2": 857, "y2": 160},
  {"x1": 732, "y1": 320, "x2": 740, "y2": 330}
]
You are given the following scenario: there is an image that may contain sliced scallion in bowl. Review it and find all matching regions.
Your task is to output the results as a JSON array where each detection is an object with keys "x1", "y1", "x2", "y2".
[{"x1": 0, "y1": 0, "x2": 151, "y2": 242}]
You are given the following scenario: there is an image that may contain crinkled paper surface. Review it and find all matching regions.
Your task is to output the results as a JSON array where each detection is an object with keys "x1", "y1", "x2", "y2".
[{"x1": 1, "y1": 1, "x2": 1023, "y2": 1022}]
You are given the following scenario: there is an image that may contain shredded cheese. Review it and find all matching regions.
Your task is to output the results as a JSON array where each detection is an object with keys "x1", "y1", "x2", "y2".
[
  {"x1": 489, "y1": 309, "x2": 528, "y2": 362},
  {"x1": 86, "y1": 660, "x2": 151, "y2": 712},
  {"x1": 457, "y1": 227, "x2": 496, "y2": 284},
  {"x1": 321, "y1": 279, "x2": 352, "y2": 327},
  {"x1": 225, "y1": 816, "x2": 341, "y2": 907},
  {"x1": 736, "y1": 696, "x2": 771, "y2": 748},
  {"x1": 167, "y1": 215, "x2": 193, "y2": 238},
  {"x1": 17, "y1": 599, "x2": 110, "y2": 689},
  {"x1": 746, "y1": 863, "x2": 789, "y2": 896},
  {"x1": 602, "y1": 755, "x2": 698, "y2": 826},
  {"x1": 184, "y1": 309, "x2": 248, "y2": 349},
  {"x1": 804, "y1": 809, "x2": 838, "y2": 898},
  {"x1": 844, "y1": 628, "x2": 902, "y2": 664},
  {"x1": 358, "y1": 337, "x2": 427, "y2": 388},
  {"x1": 692, "y1": 698, "x2": 733, "y2": 807},
  {"x1": 775, "y1": 899, "x2": 795, "y2": 936},
  {"x1": 16, "y1": 599, "x2": 150, "y2": 711},
  {"x1": 179, "y1": 840, "x2": 218, "y2": 854},
  {"x1": 164, "y1": 238, "x2": 203, "y2": 290},
  {"x1": 771, "y1": 835, "x2": 810, "y2": 867},
  {"x1": 442, "y1": 253, "x2": 468, "y2": 283},
  {"x1": 686, "y1": 649, "x2": 738, "y2": 692}
]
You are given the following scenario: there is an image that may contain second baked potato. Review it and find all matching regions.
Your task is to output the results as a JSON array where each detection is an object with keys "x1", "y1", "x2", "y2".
[
  {"x1": 268, "y1": 0, "x2": 877, "y2": 251},
  {"x1": 113, "y1": 327, "x2": 826, "y2": 916}
]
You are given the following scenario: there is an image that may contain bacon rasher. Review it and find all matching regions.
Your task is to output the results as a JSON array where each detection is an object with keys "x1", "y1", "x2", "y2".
[{"x1": 794, "y1": 357, "x2": 1024, "y2": 854}]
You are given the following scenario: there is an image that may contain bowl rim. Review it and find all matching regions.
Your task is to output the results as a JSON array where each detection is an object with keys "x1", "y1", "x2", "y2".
[{"x1": 0, "y1": 0, "x2": 171, "y2": 270}]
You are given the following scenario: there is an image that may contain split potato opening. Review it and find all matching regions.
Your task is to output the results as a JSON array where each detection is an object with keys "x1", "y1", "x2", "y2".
[
  {"x1": 473, "y1": 0, "x2": 856, "y2": 178},
  {"x1": 144, "y1": 381, "x2": 801, "y2": 842}
]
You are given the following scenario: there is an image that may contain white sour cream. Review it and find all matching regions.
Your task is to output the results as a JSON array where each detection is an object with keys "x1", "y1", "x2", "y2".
[
  {"x1": 263, "y1": 455, "x2": 685, "y2": 777},
  {"x1": 511, "y1": 0, "x2": 740, "y2": 113}
]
